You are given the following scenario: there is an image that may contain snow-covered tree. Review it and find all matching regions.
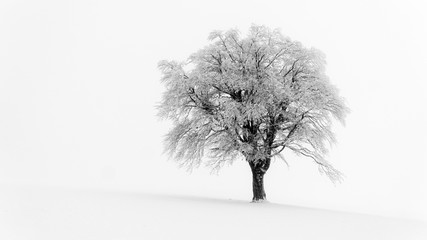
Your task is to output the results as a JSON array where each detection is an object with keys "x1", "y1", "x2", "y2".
[{"x1": 158, "y1": 25, "x2": 348, "y2": 202}]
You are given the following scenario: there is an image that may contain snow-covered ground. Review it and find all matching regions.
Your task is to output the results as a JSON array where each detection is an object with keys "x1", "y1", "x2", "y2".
[{"x1": 0, "y1": 185, "x2": 425, "y2": 240}]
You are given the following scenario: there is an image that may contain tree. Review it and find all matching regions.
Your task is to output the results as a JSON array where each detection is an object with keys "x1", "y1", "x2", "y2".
[{"x1": 158, "y1": 25, "x2": 348, "y2": 202}]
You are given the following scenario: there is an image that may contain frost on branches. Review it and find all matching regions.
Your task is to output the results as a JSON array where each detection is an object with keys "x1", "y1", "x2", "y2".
[{"x1": 158, "y1": 25, "x2": 348, "y2": 202}]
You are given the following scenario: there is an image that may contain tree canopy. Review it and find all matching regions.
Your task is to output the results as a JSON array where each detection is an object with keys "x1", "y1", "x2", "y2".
[{"x1": 158, "y1": 25, "x2": 348, "y2": 189}]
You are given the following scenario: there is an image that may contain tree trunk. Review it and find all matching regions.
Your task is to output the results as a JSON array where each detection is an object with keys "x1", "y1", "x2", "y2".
[
  {"x1": 249, "y1": 158, "x2": 271, "y2": 202},
  {"x1": 251, "y1": 166, "x2": 266, "y2": 202}
]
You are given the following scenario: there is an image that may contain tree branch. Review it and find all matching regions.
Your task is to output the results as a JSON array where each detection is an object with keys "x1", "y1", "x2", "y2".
[{"x1": 264, "y1": 49, "x2": 285, "y2": 69}]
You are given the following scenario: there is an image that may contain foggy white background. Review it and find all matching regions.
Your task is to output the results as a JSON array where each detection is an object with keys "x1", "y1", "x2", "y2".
[{"x1": 1, "y1": 0, "x2": 426, "y2": 222}]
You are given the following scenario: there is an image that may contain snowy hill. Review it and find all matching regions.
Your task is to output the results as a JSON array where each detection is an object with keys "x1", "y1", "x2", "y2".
[{"x1": 0, "y1": 185, "x2": 425, "y2": 240}]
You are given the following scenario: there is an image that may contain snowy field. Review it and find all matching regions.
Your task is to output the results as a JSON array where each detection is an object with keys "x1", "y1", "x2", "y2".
[
  {"x1": 1, "y1": 185, "x2": 425, "y2": 240},
  {"x1": 1, "y1": 1, "x2": 427, "y2": 240}
]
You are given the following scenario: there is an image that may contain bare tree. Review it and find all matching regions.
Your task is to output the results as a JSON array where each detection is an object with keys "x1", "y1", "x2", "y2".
[{"x1": 158, "y1": 25, "x2": 348, "y2": 202}]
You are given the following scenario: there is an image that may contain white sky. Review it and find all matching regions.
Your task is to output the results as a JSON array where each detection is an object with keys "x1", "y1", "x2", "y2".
[{"x1": 0, "y1": 0, "x2": 426, "y2": 221}]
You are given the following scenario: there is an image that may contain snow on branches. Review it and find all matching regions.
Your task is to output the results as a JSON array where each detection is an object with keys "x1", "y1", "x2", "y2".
[{"x1": 158, "y1": 25, "x2": 348, "y2": 182}]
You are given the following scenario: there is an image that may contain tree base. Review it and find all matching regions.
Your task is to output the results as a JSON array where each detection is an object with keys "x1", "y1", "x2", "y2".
[
  {"x1": 249, "y1": 160, "x2": 269, "y2": 202},
  {"x1": 251, "y1": 199, "x2": 269, "y2": 203}
]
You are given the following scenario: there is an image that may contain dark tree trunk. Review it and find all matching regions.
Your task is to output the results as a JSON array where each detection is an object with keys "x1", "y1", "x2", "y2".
[
  {"x1": 249, "y1": 158, "x2": 271, "y2": 202},
  {"x1": 251, "y1": 166, "x2": 266, "y2": 202}
]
